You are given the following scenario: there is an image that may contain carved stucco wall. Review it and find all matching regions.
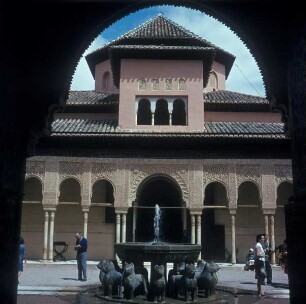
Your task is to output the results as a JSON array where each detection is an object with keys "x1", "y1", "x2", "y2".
[
  {"x1": 128, "y1": 164, "x2": 189, "y2": 206},
  {"x1": 25, "y1": 158, "x2": 293, "y2": 210},
  {"x1": 25, "y1": 161, "x2": 45, "y2": 185},
  {"x1": 275, "y1": 165, "x2": 293, "y2": 186},
  {"x1": 91, "y1": 162, "x2": 117, "y2": 194}
]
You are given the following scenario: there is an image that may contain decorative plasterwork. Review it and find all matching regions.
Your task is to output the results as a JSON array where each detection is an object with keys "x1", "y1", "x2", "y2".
[
  {"x1": 59, "y1": 161, "x2": 83, "y2": 182},
  {"x1": 91, "y1": 163, "x2": 117, "y2": 192},
  {"x1": 236, "y1": 164, "x2": 261, "y2": 187},
  {"x1": 128, "y1": 165, "x2": 189, "y2": 205},
  {"x1": 203, "y1": 164, "x2": 229, "y2": 188},
  {"x1": 275, "y1": 165, "x2": 293, "y2": 186},
  {"x1": 25, "y1": 161, "x2": 45, "y2": 182}
]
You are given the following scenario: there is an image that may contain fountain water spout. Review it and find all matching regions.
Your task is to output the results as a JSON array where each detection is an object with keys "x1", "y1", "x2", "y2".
[{"x1": 154, "y1": 204, "x2": 161, "y2": 243}]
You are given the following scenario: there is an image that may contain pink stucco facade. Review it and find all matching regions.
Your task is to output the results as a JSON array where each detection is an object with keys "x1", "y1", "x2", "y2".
[
  {"x1": 207, "y1": 61, "x2": 226, "y2": 91},
  {"x1": 118, "y1": 59, "x2": 204, "y2": 131},
  {"x1": 95, "y1": 60, "x2": 119, "y2": 93}
]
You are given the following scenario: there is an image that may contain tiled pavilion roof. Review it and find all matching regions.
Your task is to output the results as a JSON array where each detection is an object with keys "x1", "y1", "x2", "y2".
[
  {"x1": 65, "y1": 90, "x2": 270, "y2": 112},
  {"x1": 66, "y1": 91, "x2": 119, "y2": 106},
  {"x1": 85, "y1": 14, "x2": 235, "y2": 79},
  {"x1": 51, "y1": 119, "x2": 285, "y2": 139},
  {"x1": 203, "y1": 90, "x2": 270, "y2": 111},
  {"x1": 203, "y1": 90, "x2": 268, "y2": 105}
]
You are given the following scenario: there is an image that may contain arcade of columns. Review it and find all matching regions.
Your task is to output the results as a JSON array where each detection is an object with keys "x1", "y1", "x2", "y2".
[{"x1": 26, "y1": 156, "x2": 292, "y2": 264}]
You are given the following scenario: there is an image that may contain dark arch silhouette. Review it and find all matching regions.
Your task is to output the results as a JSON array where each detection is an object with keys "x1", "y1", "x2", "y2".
[
  {"x1": 135, "y1": 176, "x2": 183, "y2": 243},
  {"x1": 1, "y1": 2, "x2": 306, "y2": 303},
  {"x1": 155, "y1": 99, "x2": 169, "y2": 125},
  {"x1": 137, "y1": 98, "x2": 152, "y2": 125},
  {"x1": 172, "y1": 99, "x2": 186, "y2": 125}
]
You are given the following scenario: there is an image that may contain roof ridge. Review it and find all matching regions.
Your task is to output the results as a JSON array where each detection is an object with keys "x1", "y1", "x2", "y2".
[{"x1": 86, "y1": 14, "x2": 234, "y2": 58}]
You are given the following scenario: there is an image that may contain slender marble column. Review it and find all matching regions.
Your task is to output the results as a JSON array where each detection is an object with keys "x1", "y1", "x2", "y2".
[
  {"x1": 48, "y1": 211, "x2": 55, "y2": 260},
  {"x1": 133, "y1": 207, "x2": 136, "y2": 242},
  {"x1": 43, "y1": 211, "x2": 49, "y2": 260},
  {"x1": 231, "y1": 214, "x2": 236, "y2": 264},
  {"x1": 270, "y1": 215, "x2": 276, "y2": 265},
  {"x1": 264, "y1": 215, "x2": 269, "y2": 236},
  {"x1": 191, "y1": 215, "x2": 196, "y2": 244},
  {"x1": 122, "y1": 213, "x2": 127, "y2": 243},
  {"x1": 83, "y1": 211, "x2": 88, "y2": 239},
  {"x1": 116, "y1": 213, "x2": 120, "y2": 243},
  {"x1": 197, "y1": 215, "x2": 202, "y2": 260}
]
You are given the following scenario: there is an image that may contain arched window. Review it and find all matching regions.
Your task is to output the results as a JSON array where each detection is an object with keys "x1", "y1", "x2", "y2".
[
  {"x1": 91, "y1": 180, "x2": 115, "y2": 223},
  {"x1": 178, "y1": 78, "x2": 186, "y2": 91},
  {"x1": 137, "y1": 99, "x2": 151, "y2": 125},
  {"x1": 23, "y1": 177, "x2": 43, "y2": 202},
  {"x1": 102, "y1": 71, "x2": 110, "y2": 90},
  {"x1": 155, "y1": 99, "x2": 169, "y2": 125},
  {"x1": 208, "y1": 71, "x2": 218, "y2": 90},
  {"x1": 138, "y1": 79, "x2": 146, "y2": 91},
  {"x1": 152, "y1": 79, "x2": 159, "y2": 91},
  {"x1": 165, "y1": 79, "x2": 172, "y2": 90},
  {"x1": 172, "y1": 99, "x2": 186, "y2": 125},
  {"x1": 59, "y1": 178, "x2": 81, "y2": 203}
]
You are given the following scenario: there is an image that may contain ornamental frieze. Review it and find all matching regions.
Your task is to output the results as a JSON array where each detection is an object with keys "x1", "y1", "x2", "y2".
[
  {"x1": 203, "y1": 165, "x2": 229, "y2": 187},
  {"x1": 236, "y1": 164, "x2": 261, "y2": 186},
  {"x1": 275, "y1": 165, "x2": 293, "y2": 185},
  {"x1": 128, "y1": 165, "x2": 189, "y2": 205},
  {"x1": 59, "y1": 161, "x2": 83, "y2": 181},
  {"x1": 25, "y1": 161, "x2": 45, "y2": 181},
  {"x1": 91, "y1": 163, "x2": 117, "y2": 183}
]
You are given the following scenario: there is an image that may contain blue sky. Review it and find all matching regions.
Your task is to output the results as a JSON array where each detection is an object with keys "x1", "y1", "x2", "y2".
[{"x1": 71, "y1": 6, "x2": 265, "y2": 97}]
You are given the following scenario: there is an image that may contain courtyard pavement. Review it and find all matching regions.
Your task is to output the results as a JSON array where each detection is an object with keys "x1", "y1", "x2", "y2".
[{"x1": 17, "y1": 260, "x2": 290, "y2": 303}]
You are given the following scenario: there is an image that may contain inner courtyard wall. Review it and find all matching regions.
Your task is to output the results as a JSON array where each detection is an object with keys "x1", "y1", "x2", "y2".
[{"x1": 22, "y1": 156, "x2": 292, "y2": 262}]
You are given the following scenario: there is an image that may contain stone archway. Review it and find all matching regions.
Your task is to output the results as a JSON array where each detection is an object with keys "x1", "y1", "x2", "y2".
[
  {"x1": 135, "y1": 175, "x2": 184, "y2": 243},
  {"x1": 1, "y1": 2, "x2": 306, "y2": 303}
]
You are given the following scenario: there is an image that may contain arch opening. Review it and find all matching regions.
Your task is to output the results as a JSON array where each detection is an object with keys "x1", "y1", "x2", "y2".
[{"x1": 134, "y1": 176, "x2": 184, "y2": 243}]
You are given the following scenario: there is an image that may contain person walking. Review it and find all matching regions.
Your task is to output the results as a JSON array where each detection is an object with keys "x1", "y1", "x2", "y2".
[
  {"x1": 254, "y1": 234, "x2": 266, "y2": 298},
  {"x1": 18, "y1": 236, "x2": 27, "y2": 283},
  {"x1": 75, "y1": 232, "x2": 88, "y2": 281},
  {"x1": 262, "y1": 233, "x2": 272, "y2": 285}
]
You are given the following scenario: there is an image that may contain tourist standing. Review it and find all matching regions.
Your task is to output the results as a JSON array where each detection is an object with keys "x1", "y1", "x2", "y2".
[
  {"x1": 262, "y1": 233, "x2": 272, "y2": 285},
  {"x1": 75, "y1": 232, "x2": 88, "y2": 281},
  {"x1": 254, "y1": 234, "x2": 266, "y2": 298},
  {"x1": 18, "y1": 236, "x2": 27, "y2": 283}
]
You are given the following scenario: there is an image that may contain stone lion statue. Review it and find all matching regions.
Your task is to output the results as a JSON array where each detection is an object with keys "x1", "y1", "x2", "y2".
[
  {"x1": 169, "y1": 263, "x2": 197, "y2": 302},
  {"x1": 122, "y1": 262, "x2": 148, "y2": 300},
  {"x1": 195, "y1": 260, "x2": 220, "y2": 298},
  {"x1": 97, "y1": 259, "x2": 122, "y2": 298},
  {"x1": 150, "y1": 264, "x2": 166, "y2": 303}
]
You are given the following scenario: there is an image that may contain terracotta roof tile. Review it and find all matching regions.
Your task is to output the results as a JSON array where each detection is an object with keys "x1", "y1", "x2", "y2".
[
  {"x1": 51, "y1": 119, "x2": 285, "y2": 139},
  {"x1": 66, "y1": 91, "x2": 119, "y2": 105},
  {"x1": 203, "y1": 90, "x2": 268, "y2": 104}
]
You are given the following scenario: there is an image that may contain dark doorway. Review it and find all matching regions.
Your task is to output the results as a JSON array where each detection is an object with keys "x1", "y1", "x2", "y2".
[
  {"x1": 202, "y1": 182, "x2": 227, "y2": 261},
  {"x1": 135, "y1": 177, "x2": 183, "y2": 243}
]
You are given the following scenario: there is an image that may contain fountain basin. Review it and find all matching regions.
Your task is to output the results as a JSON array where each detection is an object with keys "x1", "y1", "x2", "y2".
[{"x1": 115, "y1": 242, "x2": 202, "y2": 264}]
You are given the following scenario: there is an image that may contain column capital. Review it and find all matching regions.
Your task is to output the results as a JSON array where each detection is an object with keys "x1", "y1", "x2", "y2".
[
  {"x1": 262, "y1": 208, "x2": 276, "y2": 215},
  {"x1": 115, "y1": 207, "x2": 128, "y2": 214},
  {"x1": 82, "y1": 207, "x2": 90, "y2": 213},
  {"x1": 43, "y1": 206, "x2": 57, "y2": 212},
  {"x1": 229, "y1": 208, "x2": 237, "y2": 215},
  {"x1": 189, "y1": 208, "x2": 202, "y2": 215}
]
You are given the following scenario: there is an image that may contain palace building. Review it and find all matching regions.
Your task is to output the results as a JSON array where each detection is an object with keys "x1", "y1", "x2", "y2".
[{"x1": 21, "y1": 14, "x2": 292, "y2": 263}]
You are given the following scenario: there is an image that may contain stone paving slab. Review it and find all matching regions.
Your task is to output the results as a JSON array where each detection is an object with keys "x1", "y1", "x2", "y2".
[{"x1": 17, "y1": 261, "x2": 290, "y2": 303}]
